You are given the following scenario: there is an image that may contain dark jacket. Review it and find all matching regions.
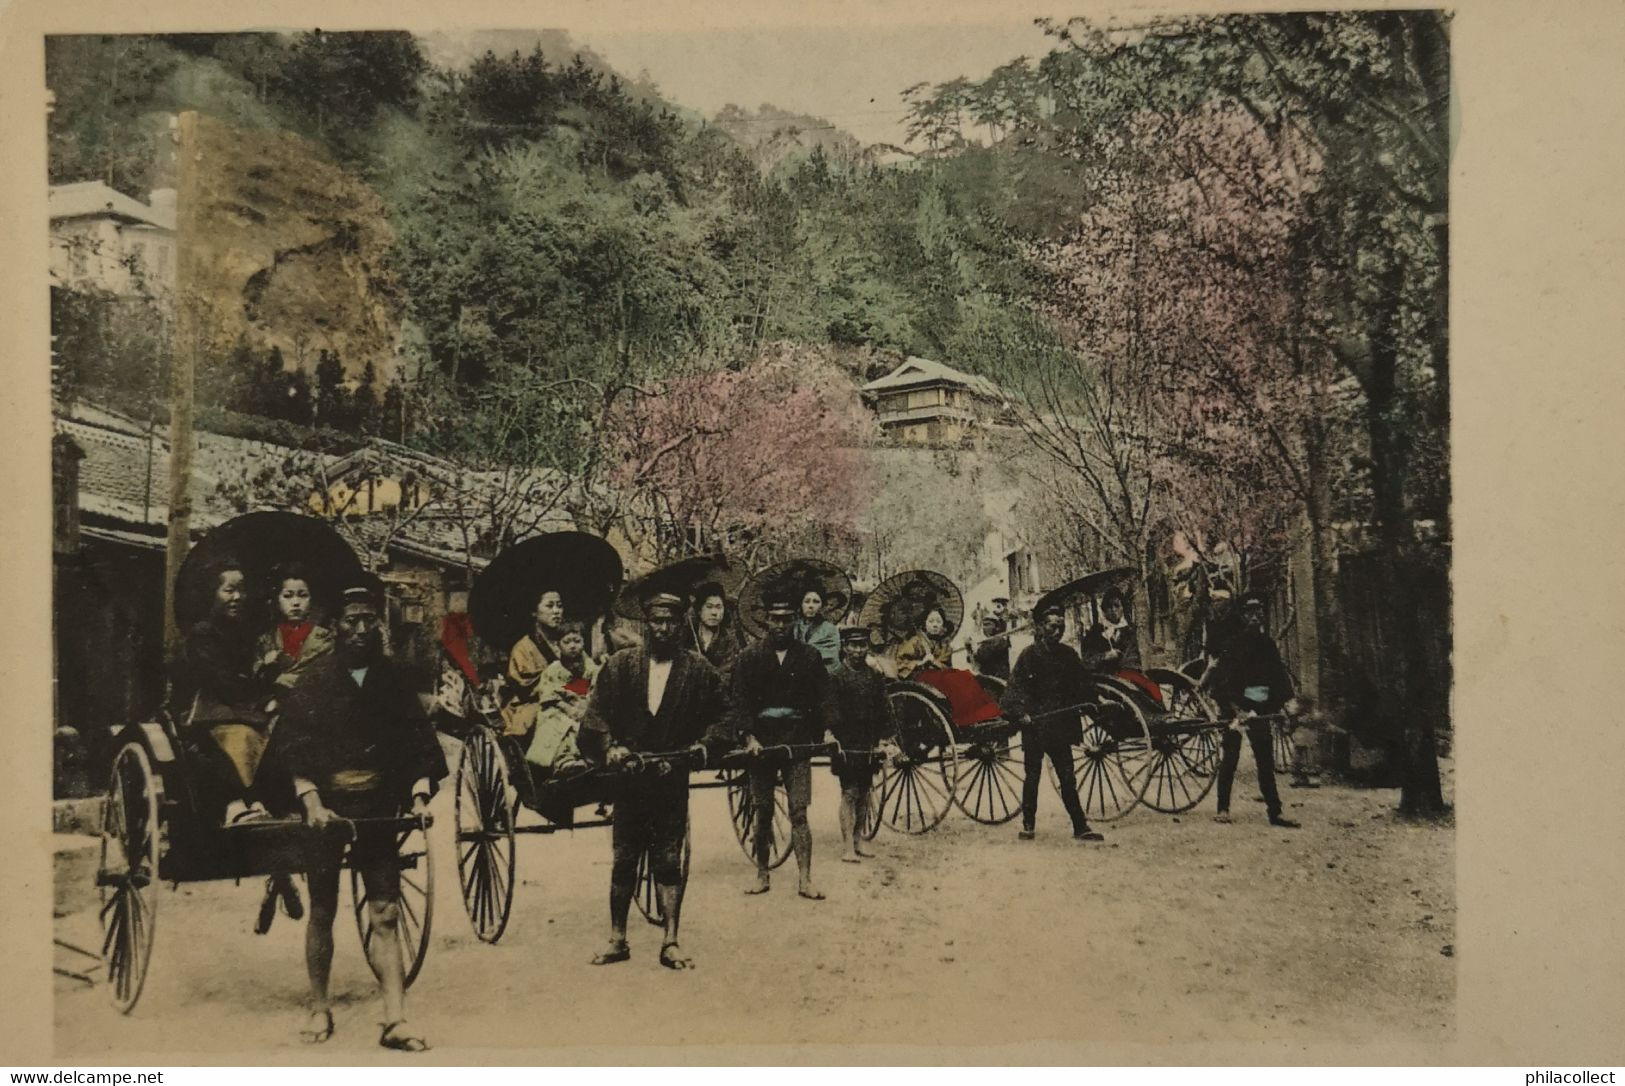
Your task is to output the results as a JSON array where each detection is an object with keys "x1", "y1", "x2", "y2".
[
  {"x1": 578, "y1": 646, "x2": 731, "y2": 762},
  {"x1": 272, "y1": 653, "x2": 448, "y2": 801},
  {"x1": 728, "y1": 639, "x2": 831, "y2": 746},
  {"x1": 171, "y1": 616, "x2": 272, "y2": 728},
  {"x1": 1002, "y1": 639, "x2": 1090, "y2": 743},
  {"x1": 971, "y1": 635, "x2": 1011, "y2": 681},
  {"x1": 1080, "y1": 621, "x2": 1141, "y2": 673},
  {"x1": 828, "y1": 661, "x2": 890, "y2": 752},
  {"x1": 1205, "y1": 626, "x2": 1295, "y2": 715},
  {"x1": 686, "y1": 622, "x2": 742, "y2": 679}
]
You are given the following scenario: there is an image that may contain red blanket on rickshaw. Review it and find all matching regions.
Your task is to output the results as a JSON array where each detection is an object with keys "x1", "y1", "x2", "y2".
[
  {"x1": 1113, "y1": 668, "x2": 1164, "y2": 706},
  {"x1": 913, "y1": 668, "x2": 1003, "y2": 727}
]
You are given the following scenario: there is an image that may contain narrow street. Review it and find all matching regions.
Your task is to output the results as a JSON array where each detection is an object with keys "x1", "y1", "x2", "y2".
[{"x1": 56, "y1": 752, "x2": 1454, "y2": 1057}]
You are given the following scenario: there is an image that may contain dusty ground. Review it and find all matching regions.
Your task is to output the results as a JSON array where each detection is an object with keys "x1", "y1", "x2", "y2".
[{"x1": 55, "y1": 752, "x2": 1453, "y2": 1059}]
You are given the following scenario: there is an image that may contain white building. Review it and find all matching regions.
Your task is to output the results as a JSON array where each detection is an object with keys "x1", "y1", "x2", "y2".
[{"x1": 49, "y1": 181, "x2": 176, "y2": 296}]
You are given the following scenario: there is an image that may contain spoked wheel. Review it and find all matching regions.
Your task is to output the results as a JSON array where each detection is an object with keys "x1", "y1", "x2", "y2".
[
  {"x1": 454, "y1": 728, "x2": 516, "y2": 944},
  {"x1": 99, "y1": 741, "x2": 162, "y2": 1014},
  {"x1": 1273, "y1": 717, "x2": 1295, "y2": 774},
  {"x1": 726, "y1": 770, "x2": 792, "y2": 869},
  {"x1": 1139, "y1": 677, "x2": 1222, "y2": 813},
  {"x1": 352, "y1": 815, "x2": 435, "y2": 989},
  {"x1": 951, "y1": 730, "x2": 1025, "y2": 824},
  {"x1": 634, "y1": 824, "x2": 692, "y2": 927},
  {"x1": 1060, "y1": 690, "x2": 1152, "y2": 823},
  {"x1": 876, "y1": 687, "x2": 959, "y2": 834}
]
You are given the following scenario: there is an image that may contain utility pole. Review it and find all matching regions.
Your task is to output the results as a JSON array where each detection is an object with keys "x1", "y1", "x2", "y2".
[{"x1": 162, "y1": 112, "x2": 200, "y2": 653}]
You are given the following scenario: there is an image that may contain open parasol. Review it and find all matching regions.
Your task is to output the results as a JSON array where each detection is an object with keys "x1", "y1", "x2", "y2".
[
  {"x1": 737, "y1": 558, "x2": 853, "y2": 639},
  {"x1": 611, "y1": 554, "x2": 746, "y2": 621},
  {"x1": 1033, "y1": 566, "x2": 1137, "y2": 626},
  {"x1": 174, "y1": 512, "x2": 364, "y2": 629},
  {"x1": 859, "y1": 569, "x2": 965, "y2": 642},
  {"x1": 469, "y1": 532, "x2": 624, "y2": 653}
]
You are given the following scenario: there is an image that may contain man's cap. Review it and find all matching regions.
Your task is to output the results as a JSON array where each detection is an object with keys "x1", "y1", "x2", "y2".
[
  {"x1": 992, "y1": 597, "x2": 1010, "y2": 605},
  {"x1": 1241, "y1": 593, "x2": 1266, "y2": 609},
  {"x1": 762, "y1": 585, "x2": 798, "y2": 615},
  {"x1": 339, "y1": 574, "x2": 384, "y2": 610},
  {"x1": 1036, "y1": 601, "x2": 1065, "y2": 620},
  {"x1": 840, "y1": 627, "x2": 871, "y2": 645},
  {"x1": 641, "y1": 589, "x2": 686, "y2": 617}
]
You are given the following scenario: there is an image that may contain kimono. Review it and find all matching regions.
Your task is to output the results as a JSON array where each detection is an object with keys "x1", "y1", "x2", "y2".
[
  {"x1": 1205, "y1": 627, "x2": 1295, "y2": 715},
  {"x1": 524, "y1": 655, "x2": 603, "y2": 772},
  {"x1": 828, "y1": 661, "x2": 890, "y2": 788},
  {"x1": 577, "y1": 645, "x2": 730, "y2": 885},
  {"x1": 256, "y1": 622, "x2": 336, "y2": 691},
  {"x1": 892, "y1": 631, "x2": 953, "y2": 681},
  {"x1": 1080, "y1": 619, "x2": 1142, "y2": 672},
  {"x1": 500, "y1": 631, "x2": 561, "y2": 737},
  {"x1": 795, "y1": 617, "x2": 842, "y2": 674},
  {"x1": 687, "y1": 621, "x2": 742, "y2": 677},
  {"x1": 728, "y1": 639, "x2": 831, "y2": 746},
  {"x1": 1002, "y1": 639, "x2": 1091, "y2": 748},
  {"x1": 171, "y1": 615, "x2": 275, "y2": 804},
  {"x1": 273, "y1": 653, "x2": 448, "y2": 819}
]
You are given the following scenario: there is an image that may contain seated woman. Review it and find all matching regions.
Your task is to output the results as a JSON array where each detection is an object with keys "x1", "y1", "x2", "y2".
[
  {"x1": 1079, "y1": 589, "x2": 1161, "y2": 704},
  {"x1": 893, "y1": 607, "x2": 1002, "y2": 727},
  {"x1": 794, "y1": 586, "x2": 841, "y2": 674},
  {"x1": 500, "y1": 587, "x2": 567, "y2": 739},
  {"x1": 687, "y1": 581, "x2": 742, "y2": 676},
  {"x1": 171, "y1": 557, "x2": 277, "y2": 825},
  {"x1": 257, "y1": 563, "x2": 335, "y2": 693},
  {"x1": 524, "y1": 622, "x2": 600, "y2": 779}
]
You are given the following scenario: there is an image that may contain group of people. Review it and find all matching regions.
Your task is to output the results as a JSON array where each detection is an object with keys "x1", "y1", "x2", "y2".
[
  {"x1": 171, "y1": 547, "x2": 1309, "y2": 1050},
  {"x1": 171, "y1": 559, "x2": 443, "y2": 1052}
]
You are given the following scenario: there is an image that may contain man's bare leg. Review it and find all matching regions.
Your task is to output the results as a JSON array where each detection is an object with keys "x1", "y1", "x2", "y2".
[
  {"x1": 746, "y1": 775, "x2": 772, "y2": 893},
  {"x1": 657, "y1": 882, "x2": 692, "y2": 969},
  {"x1": 852, "y1": 785, "x2": 874, "y2": 857},
  {"x1": 301, "y1": 866, "x2": 339, "y2": 1043},
  {"x1": 594, "y1": 871, "x2": 634, "y2": 963},
  {"x1": 838, "y1": 790, "x2": 861, "y2": 863},
  {"x1": 792, "y1": 817, "x2": 823, "y2": 899}
]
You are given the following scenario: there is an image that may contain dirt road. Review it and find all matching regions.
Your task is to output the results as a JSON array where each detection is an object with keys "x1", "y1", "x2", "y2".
[{"x1": 55, "y1": 755, "x2": 1453, "y2": 1058}]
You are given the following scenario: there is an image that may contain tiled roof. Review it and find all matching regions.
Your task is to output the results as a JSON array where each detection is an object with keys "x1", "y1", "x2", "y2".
[
  {"x1": 860, "y1": 356, "x2": 1004, "y2": 399},
  {"x1": 56, "y1": 404, "x2": 575, "y2": 569}
]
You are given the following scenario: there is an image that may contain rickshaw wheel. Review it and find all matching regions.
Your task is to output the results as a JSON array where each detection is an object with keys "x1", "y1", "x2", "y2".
[
  {"x1": 352, "y1": 814, "x2": 435, "y2": 989},
  {"x1": 454, "y1": 728, "x2": 516, "y2": 944},
  {"x1": 1273, "y1": 718, "x2": 1295, "y2": 774},
  {"x1": 876, "y1": 688, "x2": 959, "y2": 834},
  {"x1": 1139, "y1": 675, "x2": 1222, "y2": 813},
  {"x1": 99, "y1": 741, "x2": 162, "y2": 1015},
  {"x1": 634, "y1": 821, "x2": 692, "y2": 927},
  {"x1": 726, "y1": 770, "x2": 793, "y2": 869},
  {"x1": 1058, "y1": 689, "x2": 1151, "y2": 823},
  {"x1": 951, "y1": 730, "x2": 1024, "y2": 824}
]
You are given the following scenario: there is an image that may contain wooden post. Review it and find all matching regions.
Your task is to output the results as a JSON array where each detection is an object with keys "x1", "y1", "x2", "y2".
[{"x1": 162, "y1": 111, "x2": 201, "y2": 654}]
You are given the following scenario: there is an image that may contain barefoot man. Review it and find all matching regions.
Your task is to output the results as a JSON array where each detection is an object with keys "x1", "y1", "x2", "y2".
[
  {"x1": 578, "y1": 588, "x2": 730, "y2": 970},
  {"x1": 829, "y1": 626, "x2": 889, "y2": 863},
  {"x1": 731, "y1": 591, "x2": 833, "y2": 899},
  {"x1": 273, "y1": 578, "x2": 447, "y2": 1052}
]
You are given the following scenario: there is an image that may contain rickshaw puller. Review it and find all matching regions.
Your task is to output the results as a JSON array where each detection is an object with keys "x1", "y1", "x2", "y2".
[
  {"x1": 578, "y1": 589, "x2": 730, "y2": 970},
  {"x1": 1205, "y1": 594, "x2": 1301, "y2": 828},
  {"x1": 829, "y1": 626, "x2": 888, "y2": 863},
  {"x1": 1002, "y1": 602, "x2": 1104, "y2": 843},
  {"x1": 272, "y1": 579, "x2": 447, "y2": 1052},
  {"x1": 732, "y1": 592, "x2": 833, "y2": 899}
]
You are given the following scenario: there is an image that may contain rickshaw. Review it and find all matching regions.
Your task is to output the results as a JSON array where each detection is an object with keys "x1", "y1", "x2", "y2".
[
  {"x1": 94, "y1": 513, "x2": 434, "y2": 1014},
  {"x1": 447, "y1": 531, "x2": 639, "y2": 943},
  {"x1": 1031, "y1": 568, "x2": 1234, "y2": 821},
  {"x1": 858, "y1": 570, "x2": 1029, "y2": 833}
]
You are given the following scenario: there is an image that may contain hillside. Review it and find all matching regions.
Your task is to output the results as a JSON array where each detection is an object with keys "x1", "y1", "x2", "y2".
[{"x1": 191, "y1": 114, "x2": 400, "y2": 381}]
